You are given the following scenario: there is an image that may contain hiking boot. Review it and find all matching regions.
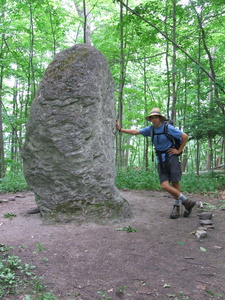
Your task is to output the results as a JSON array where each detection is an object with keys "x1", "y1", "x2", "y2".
[
  {"x1": 170, "y1": 205, "x2": 180, "y2": 219},
  {"x1": 182, "y1": 199, "x2": 196, "y2": 217}
]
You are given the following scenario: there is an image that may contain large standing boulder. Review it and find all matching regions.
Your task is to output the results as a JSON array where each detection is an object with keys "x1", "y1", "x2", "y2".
[{"x1": 22, "y1": 44, "x2": 132, "y2": 223}]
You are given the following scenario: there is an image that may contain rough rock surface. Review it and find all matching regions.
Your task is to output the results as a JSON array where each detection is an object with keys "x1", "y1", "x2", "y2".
[{"x1": 22, "y1": 44, "x2": 131, "y2": 223}]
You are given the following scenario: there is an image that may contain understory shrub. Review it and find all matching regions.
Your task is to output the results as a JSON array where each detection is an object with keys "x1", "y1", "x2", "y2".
[
  {"x1": 116, "y1": 167, "x2": 225, "y2": 193},
  {"x1": 0, "y1": 245, "x2": 58, "y2": 300},
  {"x1": 0, "y1": 172, "x2": 28, "y2": 193},
  {"x1": 181, "y1": 172, "x2": 225, "y2": 193},
  {"x1": 116, "y1": 167, "x2": 161, "y2": 190}
]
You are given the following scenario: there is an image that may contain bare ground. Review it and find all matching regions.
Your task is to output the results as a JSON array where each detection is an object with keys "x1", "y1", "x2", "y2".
[{"x1": 1, "y1": 190, "x2": 225, "y2": 300}]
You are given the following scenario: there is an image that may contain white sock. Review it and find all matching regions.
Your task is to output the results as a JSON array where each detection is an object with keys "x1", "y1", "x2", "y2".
[
  {"x1": 178, "y1": 194, "x2": 188, "y2": 203},
  {"x1": 174, "y1": 199, "x2": 180, "y2": 206}
]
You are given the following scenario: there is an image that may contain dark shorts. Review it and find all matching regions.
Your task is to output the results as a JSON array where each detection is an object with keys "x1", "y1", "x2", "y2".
[{"x1": 157, "y1": 155, "x2": 182, "y2": 184}]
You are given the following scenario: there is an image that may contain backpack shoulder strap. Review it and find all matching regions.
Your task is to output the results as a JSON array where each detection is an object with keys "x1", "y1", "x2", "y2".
[
  {"x1": 164, "y1": 123, "x2": 176, "y2": 145},
  {"x1": 164, "y1": 123, "x2": 169, "y2": 135},
  {"x1": 150, "y1": 125, "x2": 154, "y2": 144}
]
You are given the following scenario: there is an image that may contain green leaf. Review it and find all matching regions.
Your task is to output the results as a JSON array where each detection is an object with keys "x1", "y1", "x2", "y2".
[
  {"x1": 115, "y1": 226, "x2": 138, "y2": 233},
  {"x1": 200, "y1": 247, "x2": 207, "y2": 252},
  {"x1": 177, "y1": 241, "x2": 185, "y2": 245}
]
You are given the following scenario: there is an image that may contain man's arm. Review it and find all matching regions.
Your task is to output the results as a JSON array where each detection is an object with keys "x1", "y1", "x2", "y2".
[
  {"x1": 115, "y1": 120, "x2": 141, "y2": 135},
  {"x1": 168, "y1": 132, "x2": 188, "y2": 155},
  {"x1": 178, "y1": 132, "x2": 189, "y2": 153}
]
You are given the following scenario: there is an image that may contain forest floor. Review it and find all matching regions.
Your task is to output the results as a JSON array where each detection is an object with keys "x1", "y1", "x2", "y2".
[{"x1": 1, "y1": 189, "x2": 225, "y2": 300}]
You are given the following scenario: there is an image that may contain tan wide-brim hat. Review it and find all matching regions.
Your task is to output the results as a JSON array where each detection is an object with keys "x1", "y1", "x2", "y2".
[{"x1": 145, "y1": 107, "x2": 166, "y2": 121}]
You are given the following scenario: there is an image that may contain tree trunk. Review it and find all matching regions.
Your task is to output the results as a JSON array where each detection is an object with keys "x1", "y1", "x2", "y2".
[
  {"x1": 116, "y1": 0, "x2": 127, "y2": 167},
  {"x1": 196, "y1": 30, "x2": 201, "y2": 175},
  {"x1": 0, "y1": 32, "x2": 5, "y2": 178},
  {"x1": 0, "y1": 64, "x2": 5, "y2": 177},
  {"x1": 29, "y1": 4, "x2": 36, "y2": 97},
  {"x1": 74, "y1": 1, "x2": 92, "y2": 45},
  {"x1": 165, "y1": 0, "x2": 171, "y2": 117},
  {"x1": 171, "y1": 0, "x2": 177, "y2": 122},
  {"x1": 83, "y1": 0, "x2": 91, "y2": 44},
  {"x1": 143, "y1": 59, "x2": 149, "y2": 170},
  {"x1": 47, "y1": 3, "x2": 57, "y2": 55}
]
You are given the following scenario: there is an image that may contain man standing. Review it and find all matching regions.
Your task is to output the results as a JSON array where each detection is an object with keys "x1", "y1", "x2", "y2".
[{"x1": 115, "y1": 107, "x2": 196, "y2": 219}]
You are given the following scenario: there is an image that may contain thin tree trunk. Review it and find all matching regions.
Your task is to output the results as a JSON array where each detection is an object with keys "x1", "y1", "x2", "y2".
[
  {"x1": 24, "y1": 4, "x2": 35, "y2": 119},
  {"x1": 74, "y1": 1, "x2": 92, "y2": 45},
  {"x1": 165, "y1": 0, "x2": 171, "y2": 117},
  {"x1": 196, "y1": 30, "x2": 201, "y2": 175},
  {"x1": 47, "y1": 1, "x2": 57, "y2": 55},
  {"x1": 171, "y1": 0, "x2": 177, "y2": 122},
  {"x1": 0, "y1": 31, "x2": 6, "y2": 178},
  {"x1": 0, "y1": 64, "x2": 5, "y2": 177},
  {"x1": 143, "y1": 59, "x2": 149, "y2": 170},
  {"x1": 83, "y1": 0, "x2": 91, "y2": 44},
  {"x1": 10, "y1": 81, "x2": 19, "y2": 170},
  {"x1": 117, "y1": 0, "x2": 127, "y2": 167},
  {"x1": 181, "y1": 58, "x2": 188, "y2": 173},
  {"x1": 194, "y1": 7, "x2": 218, "y2": 170},
  {"x1": 29, "y1": 4, "x2": 36, "y2": 96}
]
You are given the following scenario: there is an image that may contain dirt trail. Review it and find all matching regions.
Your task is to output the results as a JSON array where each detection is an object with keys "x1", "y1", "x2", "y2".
[{"x1": 1, "y1": 190, "x2": 225, "y2": 300}]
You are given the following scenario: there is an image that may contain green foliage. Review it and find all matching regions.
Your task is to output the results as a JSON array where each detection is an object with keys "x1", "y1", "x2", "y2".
[
  {"x1": 36, "y1": 242, "x2": 48, "y2": 253},
  {"x1": 116, "y1": 167, "x2": 161, "y2": 190},
  {"x1": 1, "y1": 0, "x2": 225, "y2": 186},
  {"x1": 185, "y1": 106, "x2": 225, "y2": 140},
  {"x1": 181, "y1": 172, "x2": 225, "y2": 193},
  {"x1": 0, "y1": 171, "x2": 28, "y2": 193},
  {"x1": 0, "y1": 250, "x2": 36, "y2": 297},
  {"x1": 24, "y1": 292, "x2": 58, "y2": 300},
  {"x1": 115, "y1": 225, "x2": 138, "y2": 232},
  {"x1": 0, "y1": 245, "x2": 59, "y2": 300},
  {"x1": 97, "y1": 290, "x2": 112, "y2": 300},
  {"x1": 3, "y1": 213, "x2": 17, "y2": 220},
  {"x1": 116, "y1": 167, "x2": 225, "y2": 193}
]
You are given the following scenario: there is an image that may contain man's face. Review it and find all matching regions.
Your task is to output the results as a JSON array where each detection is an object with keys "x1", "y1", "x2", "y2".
[{"x1": 150, "y1": 116, "x2": 162, "y2": 127}]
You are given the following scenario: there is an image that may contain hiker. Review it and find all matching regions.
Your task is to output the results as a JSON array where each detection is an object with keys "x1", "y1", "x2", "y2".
[{"x1": 115, "y1": 107, "x2": 196, "y2": 219}]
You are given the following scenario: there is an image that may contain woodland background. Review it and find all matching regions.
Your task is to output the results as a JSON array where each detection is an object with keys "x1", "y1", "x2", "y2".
[{"x1": 0, "y1": 0, "x2": 225, "y2": 192}]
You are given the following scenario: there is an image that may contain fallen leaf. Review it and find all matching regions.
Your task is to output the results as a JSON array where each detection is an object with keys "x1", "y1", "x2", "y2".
[
  {"x1": 200, "y1": 247, "x2": 207, "y2": 252},
  {"x1": 177, "y1": 241, "x2": 185, "y2": 245}
]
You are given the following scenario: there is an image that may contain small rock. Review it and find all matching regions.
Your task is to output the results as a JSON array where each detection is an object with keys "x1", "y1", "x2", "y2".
[
  {"x1": 26, "y1": 207, "x2": 40, "y2": 214},
  {"x1": 195, "y1": 229, "x2": 207, "y2": 240},
  {"x1": 200, "y1": 219, "x2": 213, "y2": 226},
  {"x1": 8, "y1": 197, "x2": 16, "y2": 201},
  {"x1": 205, "y1": 225, "x2": 215, "y2": 229},
  {"x1": 0, "y1": 199, "x2": 9, "y2": 203},
  {"x1": 214, "y1": 245, "x2": 223, "y2": 250},
  {"x1": 196, "y1": 201, "x2": 204, "y2": 208},
  {"x1": 15, "y1": 194, "x2": 25, "y2": 198},
  {"x1": 198, "y1": 212, "x2": 213, "y2": 220},
  {"x1": 197, "y1": 226, "x2": 208, "y2": 231}
]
